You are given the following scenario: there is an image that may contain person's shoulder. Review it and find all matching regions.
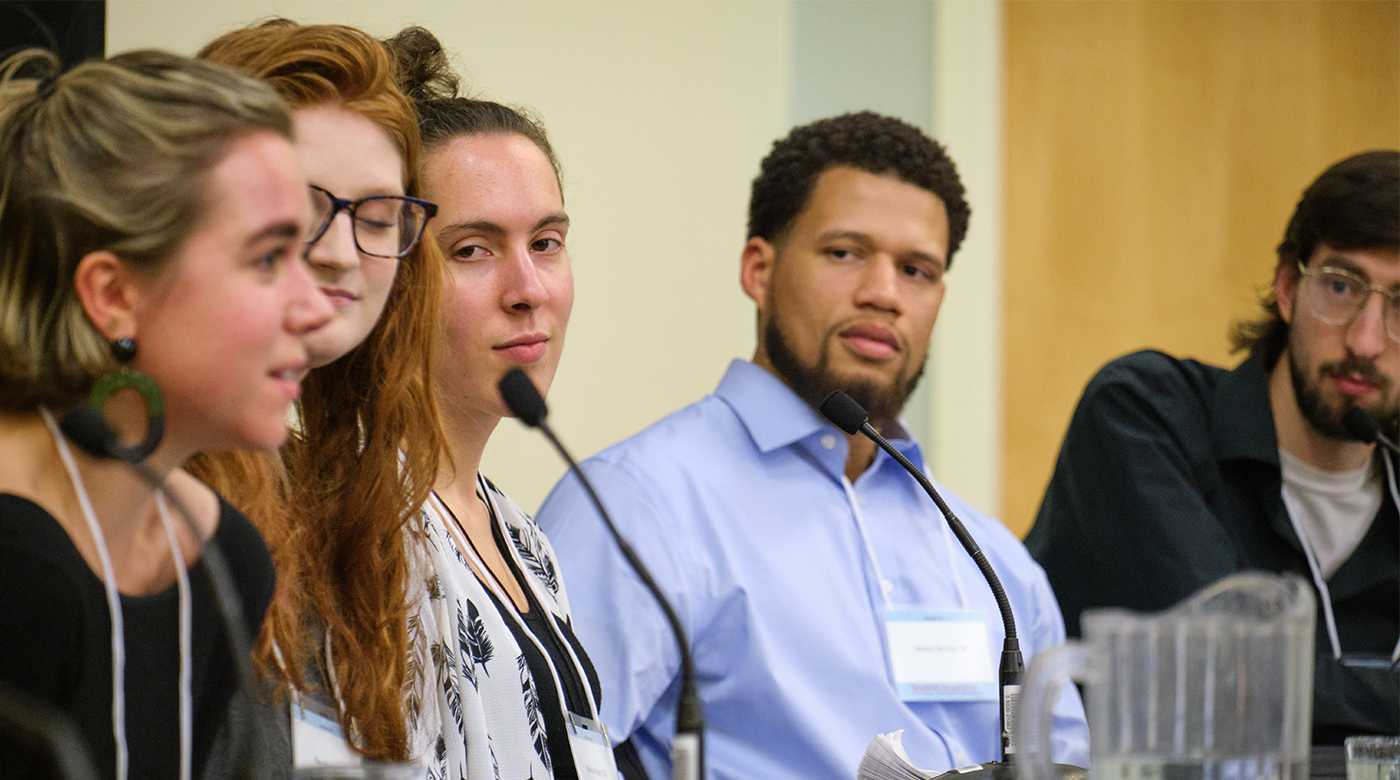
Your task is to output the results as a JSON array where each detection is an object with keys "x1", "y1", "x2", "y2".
[
  {"x1": 587, "y1": 392, "x2": 741, "y2": 474},
  {"x1": 1078, "y1": 349, "x2": 1227, "y2": 416},
  {"x1": 1089, "y1": 349, "x2": 1224, "y2": 393}
]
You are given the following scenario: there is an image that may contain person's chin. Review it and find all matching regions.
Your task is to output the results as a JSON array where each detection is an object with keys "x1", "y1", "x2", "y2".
[{"x1": 304, "y1": 324, "x2": 357, "y2": 370}]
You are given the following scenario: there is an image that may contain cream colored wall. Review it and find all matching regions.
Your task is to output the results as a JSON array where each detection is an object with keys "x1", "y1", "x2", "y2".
[{"x1": 107, "y1": 0, "x2": 791, "y2": 512}]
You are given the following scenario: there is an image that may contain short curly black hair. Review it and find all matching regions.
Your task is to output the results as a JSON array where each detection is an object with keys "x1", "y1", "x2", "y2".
[{"x1": 747, "y1": 111, "x2": 970, "y2": 267}]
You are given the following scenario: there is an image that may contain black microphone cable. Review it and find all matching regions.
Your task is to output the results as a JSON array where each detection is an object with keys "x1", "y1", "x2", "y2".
[
  {"x1": 0, "y1": 681, "x2": 100, "y2": 780},
  {"x1": 497, "y1": 369, "x2": 705, "y2": 780},
  {"x1": 58, "y1": 407, "x2": 269, "y2": 780},
  {"x1": 819, "y1": 390, "x2": 1024, "y2": 765}
]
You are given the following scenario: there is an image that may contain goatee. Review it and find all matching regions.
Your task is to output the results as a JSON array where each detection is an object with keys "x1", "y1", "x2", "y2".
[
  {"x1": 764, "y1": 314, "x2": 923, "y2": 427},
  {"x1": 1291, "y1": 351, "x2": 1400, "y2": 442}
]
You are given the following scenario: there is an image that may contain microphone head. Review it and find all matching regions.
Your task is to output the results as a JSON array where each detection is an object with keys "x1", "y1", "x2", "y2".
[
  {"x1": 498, "y1": 368, "x2": 548, "y2": 428},
  {"x1": 819, "y1": 390, "x2": 868, "y2": 435},
  {"x1": 1342, "y1": 406, "x2": 1382, "y2": 444},
  {"x1": 58, "y1": 406, "x2": 119, "y2": 459}
]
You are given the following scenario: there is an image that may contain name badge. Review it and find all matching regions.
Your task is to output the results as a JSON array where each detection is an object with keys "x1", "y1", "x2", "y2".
[
  {"x1": 292, "y1": 699, "x2": 361, "y2": 768},
  {"x1": 567, "y1": 713, "x2": 619, "y2": 779},
  {"x1": 886, "y1": 609, "x2": 996, "y2": 702}
]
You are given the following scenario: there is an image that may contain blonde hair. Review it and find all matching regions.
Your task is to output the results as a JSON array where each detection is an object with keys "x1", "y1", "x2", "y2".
[
  {"x1": 190, "y1": 20, "x2": 446, "y2": 762},
  {"x1": 0, "y1": 48, "x2": 291, "y2": 412}
]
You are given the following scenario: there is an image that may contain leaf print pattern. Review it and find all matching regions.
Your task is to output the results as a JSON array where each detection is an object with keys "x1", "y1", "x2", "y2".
[
  {"x1": 508, "y1": 523, "x2": 559, "y2": 594},
  {"x1": 432, "y1": 736, "x2": 447, "y2": 780},
  {"x1": 464, "y1": 596, "x2": 492, "y2": 669},
  {"x1": 405, "y1": 611, "x2": 427, "y2": 727},
  {"x1": 464, "y1": 600, "x2": 494, "y2": 678},
  {"x1": 432, "y1": 640, "x2": 465, "y2": 737},
  {"x1": 517, "y1": 654, "x2": 551, "y2": 773},
  {"x1": 455, "y1": 607, "x2": 477, "y2": 690}
]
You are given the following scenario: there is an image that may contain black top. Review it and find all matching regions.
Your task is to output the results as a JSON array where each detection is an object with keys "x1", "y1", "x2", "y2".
[
  {"x1": 0, "y1": 493, "x2": 275, "y2": 779},
  {"x1": 1027, "y1": 348, "x2": 1399, "y2": 743},
  {"x1": 480, "y1": 495, "x2": 601, "y2": 780}
]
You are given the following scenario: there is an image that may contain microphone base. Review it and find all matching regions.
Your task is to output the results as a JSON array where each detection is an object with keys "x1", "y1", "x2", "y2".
[{"x1": 934, "y1": 762, "x2": 1087, "y2": 780}]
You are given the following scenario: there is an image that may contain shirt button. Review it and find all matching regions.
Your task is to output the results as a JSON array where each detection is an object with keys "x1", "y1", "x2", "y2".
[{"x1": 821, "y1": 434, "x2": 837, "y2": 449}]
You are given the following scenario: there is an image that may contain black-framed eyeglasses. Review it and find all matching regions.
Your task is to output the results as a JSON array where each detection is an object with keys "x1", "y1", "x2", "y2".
[
  {"x1": 306, "y1": 184, "x2": 437, "y2": 259},
  {"x1": 1296, "y1": 261, "x2": 1400, "y2": 343}
]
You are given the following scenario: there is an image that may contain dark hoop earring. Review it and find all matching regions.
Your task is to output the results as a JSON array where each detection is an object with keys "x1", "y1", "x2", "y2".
[{"x1": 74, "y1": 337, "x2": 166, "y2": 462}]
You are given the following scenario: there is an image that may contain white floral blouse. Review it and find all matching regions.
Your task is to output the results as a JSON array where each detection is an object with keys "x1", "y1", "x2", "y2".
[{"x1": 404, "y1": 475, "x2": 602, "y2": 780}]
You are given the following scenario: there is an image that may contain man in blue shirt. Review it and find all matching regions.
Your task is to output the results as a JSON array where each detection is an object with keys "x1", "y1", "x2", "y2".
[{"x1": 535, "y1": 112, "x2": 1089, "y2": 780}]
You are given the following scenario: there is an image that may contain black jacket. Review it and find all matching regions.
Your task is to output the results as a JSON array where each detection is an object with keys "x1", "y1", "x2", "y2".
[{"x1": 1027, "y1": 348, "x2": 1399, "y2": 743}]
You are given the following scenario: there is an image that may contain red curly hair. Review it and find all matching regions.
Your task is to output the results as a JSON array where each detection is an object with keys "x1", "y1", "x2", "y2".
[{"x1": 188, "y1": 19, "x2": 445, "y2": 762}]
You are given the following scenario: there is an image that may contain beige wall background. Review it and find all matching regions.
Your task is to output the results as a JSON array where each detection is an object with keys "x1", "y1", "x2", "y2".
[
  {"x1": 108, "y1": 0, "x2": 1009, "y2": 519},
  {"x1": 108, "y1": 0, "x2": 792, "y2": 512},
  {"x1": 108, "y1": 1, "x2": 1397, "y2": 535},
  {"x1": 1003, "y1": 0, "x2": 1400, "y2": 536}
]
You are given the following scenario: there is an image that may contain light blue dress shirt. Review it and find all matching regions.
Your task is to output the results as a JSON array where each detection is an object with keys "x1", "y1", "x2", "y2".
[{"x1": 536, "y1": 360, "x2": 1089, "y2": 780}]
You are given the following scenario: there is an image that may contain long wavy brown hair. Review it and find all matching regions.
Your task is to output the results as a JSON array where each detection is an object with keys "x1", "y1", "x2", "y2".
[{"x1": 187, "y1": 20, "x2": 445, "y2": 761}]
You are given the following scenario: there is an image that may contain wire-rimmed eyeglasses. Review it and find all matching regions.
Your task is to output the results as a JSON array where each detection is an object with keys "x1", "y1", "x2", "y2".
[
  {"x1": 1296, "y1": 261, "x2": 1400, "y2": 343},
  {"x1": 306, "y1": 184, "x2": 438, "y2": 259}
]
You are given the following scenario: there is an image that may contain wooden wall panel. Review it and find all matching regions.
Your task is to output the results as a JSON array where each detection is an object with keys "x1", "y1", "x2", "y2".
[{"x1": 1003, "y1": 0, "x2": 1400, "y2": 537}]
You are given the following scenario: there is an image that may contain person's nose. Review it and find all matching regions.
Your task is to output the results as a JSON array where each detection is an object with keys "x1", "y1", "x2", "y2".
[
  {"x1": 852, "y1": 256, "x2": 901, "y2": 315},
  {"x1": 305, "y1": 212, "x2": 360, "y2": 279},
  {"x1": 286, "y1": 253, "x2": 335, "y2": 334},
  {"x1": 501, "y1": 245, "x2": 549, "y2": 312},
  {"x1": 1346, "y1": 291, "x2": 1389, "y2": 360}
]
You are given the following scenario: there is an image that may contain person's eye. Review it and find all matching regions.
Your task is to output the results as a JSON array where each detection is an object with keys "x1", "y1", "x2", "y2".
[
  {"x1": 452, "y1": 243, "x2": 488, "y2": 261},
  {"x1": 1322, "y1": 274, "x2": 1361, "y2": 297},
  {"x1": 356, "y1": 217, "x2": 395, "y2": 235},
  {"x1": 530, "y1": 237, "x2": 562, "y2": 253},
  {"x1": 255, "y1": 245, "x2": 289, "y2": 272},
  {"x1": 826, "y1": 247, "x2": 858, "y2": 261}
]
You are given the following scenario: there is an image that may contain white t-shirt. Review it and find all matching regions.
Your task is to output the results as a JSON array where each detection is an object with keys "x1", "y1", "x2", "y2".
[{"x1": 1279, "y1": 449, "x2": 1381, "y2": 579}]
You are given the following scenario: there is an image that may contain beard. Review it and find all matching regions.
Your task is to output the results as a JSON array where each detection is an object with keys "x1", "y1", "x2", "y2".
[
  {"x1": 1290, "y1": 347, "x2": 1400, "y2": 442},
  {"x1": 763, "y1": 311, "x2": 925, "y2": 427}
]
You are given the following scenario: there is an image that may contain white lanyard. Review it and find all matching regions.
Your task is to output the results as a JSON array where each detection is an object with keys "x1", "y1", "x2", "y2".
[
  {"x1": 41, "y1": 408, "x2": 192, "y2": 780},
  {"x1": 840, "y1": 459, "x2": 970, "y2": 612},
  {"x1": 1283, "y1": 447, "x2": 1400, "y2": 662}
]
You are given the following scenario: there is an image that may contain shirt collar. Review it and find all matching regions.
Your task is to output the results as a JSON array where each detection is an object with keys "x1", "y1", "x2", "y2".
[
  {"x1": 715, "y1": 359, "x2": 831, "y2": 453},
  {"x1": 714, "y1": 359, "x2": 926, "y2": 479},
  {"x1": 1212, "y1": 347, "x2": 1281, "y2": 466}
]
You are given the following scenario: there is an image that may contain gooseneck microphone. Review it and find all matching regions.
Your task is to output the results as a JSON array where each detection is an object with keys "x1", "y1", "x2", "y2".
[
  {"x1": 498, "y1": 369, "x2": 705, "y2": 780},
  {"x1": 0, "y1": 681, "x2": 100, "y2": 780},
  {"x1": 1343, "y1": 407, "x2": 1400, "y2": 455},
  {"x1": 57, "y1": 407, "x2": 269, "y2": 780},
  {"x1": 819, "y1": 390, "x2": 1023, "y2": 766}
]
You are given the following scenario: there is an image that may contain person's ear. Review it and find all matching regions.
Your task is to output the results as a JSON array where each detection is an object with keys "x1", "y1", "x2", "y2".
[
  {"x1": 1275, "y1": 260, "x2": 1300, "y2": 325},
  {"x1": 740, "y1": 237, "x2": 777, "y2": 311},
  {"x1": 72, "y1": 250, "x2": 143, "y2": 342}
]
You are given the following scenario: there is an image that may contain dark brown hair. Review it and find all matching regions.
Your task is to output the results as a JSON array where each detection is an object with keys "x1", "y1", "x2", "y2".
[
  {"x1": 1229, "y1": 150, "x2": 1400, "y2": 365},
  {"x1": 382, "y1": 26, "x2": 561, "y2": 186}
]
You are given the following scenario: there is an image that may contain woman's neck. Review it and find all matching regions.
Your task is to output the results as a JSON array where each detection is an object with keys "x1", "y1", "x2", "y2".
[
  {"x1": 434, "y1": 401, "x2": 500, "y2": 499},
  {"x1": 1, "y1": 409, "x2": 209, "y2": 594}
]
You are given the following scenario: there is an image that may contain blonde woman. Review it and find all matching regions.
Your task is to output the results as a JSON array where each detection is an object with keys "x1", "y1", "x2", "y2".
[{"x1": 0, "y1": 49, "x2": 329, "y2": 779}]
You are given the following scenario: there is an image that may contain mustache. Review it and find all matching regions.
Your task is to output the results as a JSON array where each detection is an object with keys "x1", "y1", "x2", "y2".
[{"x1": 1320, "y1": 355, "x2": 1390, "y2": 388}]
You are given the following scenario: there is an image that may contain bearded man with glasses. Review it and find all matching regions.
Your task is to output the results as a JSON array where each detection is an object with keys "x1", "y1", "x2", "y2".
[{"x1": 1028, "y1": 150, "x2": 1400, "y2": 744}]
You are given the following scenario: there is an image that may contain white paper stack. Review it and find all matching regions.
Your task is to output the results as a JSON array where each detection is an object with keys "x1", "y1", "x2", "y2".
[{"x1": 857, "y1": 731, "x2": 942, "y2": 780}]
